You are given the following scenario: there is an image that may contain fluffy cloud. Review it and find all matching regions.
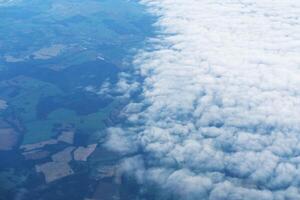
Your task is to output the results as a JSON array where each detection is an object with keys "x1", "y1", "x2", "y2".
[
  {"x1": 104, "y1": 127, "x2": 137, "y2": 154},
  {"x1": 106, "y1": 0, "x2": 300, "y2": 199}
]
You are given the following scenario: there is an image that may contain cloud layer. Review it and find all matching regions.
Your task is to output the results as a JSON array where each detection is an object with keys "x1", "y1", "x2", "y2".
[{"x1": 106, "y1": 0, "x2": 300, "y2": 199}]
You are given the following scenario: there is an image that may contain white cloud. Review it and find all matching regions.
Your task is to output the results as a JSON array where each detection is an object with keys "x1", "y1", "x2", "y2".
[
  {"x1": 0, "y1": 99, "x2": 8, "y2": 110},
  {"x1": 104, "y1": 127, "x2": 137, "y2": 154},
  {"x1": 106, "y1": 0, "x2": 300, "y2": 199}
]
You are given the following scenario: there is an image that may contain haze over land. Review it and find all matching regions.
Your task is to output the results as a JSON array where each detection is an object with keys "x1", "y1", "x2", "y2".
[{"x1": 0, "y1": 0, "x2": 154, "y2": 199}]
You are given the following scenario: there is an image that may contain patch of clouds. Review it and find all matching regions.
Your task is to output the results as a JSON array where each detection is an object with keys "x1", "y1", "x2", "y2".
[
  {"x1": 104, "y1": 127, "x2": 137, "y2": 154},
  {"x1": 85, "y1": 81, "x2": 112, "y2": 97},
  {"x1": 105, "y1": 0, "x2": 300, "y2": 199},
  {"x1": 114, "y1": 72, "x2": 140, "y2": 98},
  {"x1": 0, "y1": 0, "x2": 21, "y2": 7},
  {"x1": 85, "y1": 72, "x2": 140, "y2": 99},
  {"x1": 32, "y1": 44, "x2": 66, "y2": 60},
  {"x1": 0, "y1": 99, "x2": 8, "y2": 110},
  {"x1": 2, "y1": 44, "x2": 66, "y2": 63},
  {"x1": 3, "y1": 55, "x2": 26, "y2": 63}
]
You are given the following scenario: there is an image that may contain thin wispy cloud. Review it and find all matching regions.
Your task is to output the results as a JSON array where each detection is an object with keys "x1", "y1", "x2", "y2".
[{"x1": 106, "y1": 0, "x2": 300, "y2": 199}]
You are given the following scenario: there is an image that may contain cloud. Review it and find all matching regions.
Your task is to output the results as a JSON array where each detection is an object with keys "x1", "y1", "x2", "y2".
[
  {"x1": 84, "y1": 72, "x2": 140, "y2": 99},
  {"x1": 104, "y1": 127, "x2": 137, "y2": 154},
  {"x1": 105, "y1": 0, "x2": 300, "y2": 199},
  {"x1": 0, "y1": 0, "x2": 20, "y2": 7},
  {"x1": 0, "y1": 99, "x2": 8, "y2": 110}
]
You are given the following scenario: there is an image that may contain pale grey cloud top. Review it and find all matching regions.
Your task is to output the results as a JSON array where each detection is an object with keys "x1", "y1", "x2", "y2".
[{"x1": 106, "y1": 0, "x2": 300, "y2": 199}]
